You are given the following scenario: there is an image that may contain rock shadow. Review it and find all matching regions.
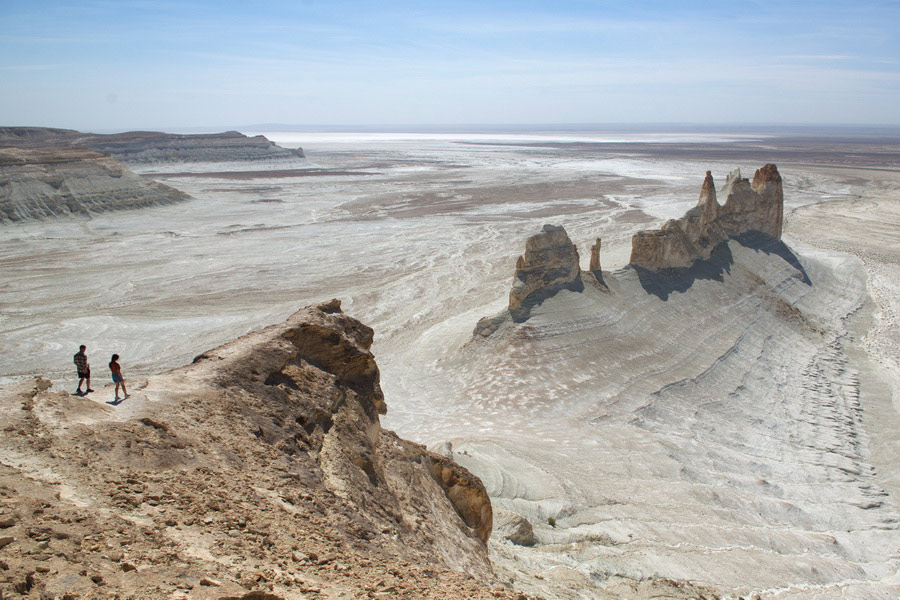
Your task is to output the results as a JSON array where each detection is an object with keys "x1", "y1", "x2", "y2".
[
  {"x1": 510, "y1": 279, "x2": 585, "y2": 322},
  {"x1": 633, "y1": 243, "x2": 735, "y2": 301},
  {"x1": 634, "y1": 232, "x2": 811, "y2": 301},
  {"x1": 733, "y1": 231, "x2": 811, "y2": 285}
]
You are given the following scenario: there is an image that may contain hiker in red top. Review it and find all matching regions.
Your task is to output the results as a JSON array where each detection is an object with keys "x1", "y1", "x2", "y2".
[
  {"x1": 74, "y1": 345, "x2": 93, "y2": 394},
  {"x1": 109, "y1": 354, "x2": 128, "y2": 402}
]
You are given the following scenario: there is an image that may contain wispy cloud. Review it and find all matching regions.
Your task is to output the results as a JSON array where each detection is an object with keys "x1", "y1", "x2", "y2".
[
  {"x1": 781, "y1": 54, "x2": 855, "y2": 61},
  {"x1": 0, "y1": 64, "x2": 59, "y2": 71}
]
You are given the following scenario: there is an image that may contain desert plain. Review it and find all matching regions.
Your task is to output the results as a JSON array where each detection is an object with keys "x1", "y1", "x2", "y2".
[{"x1": 1, "y1": 128, "x2": 898, "y2": 599}]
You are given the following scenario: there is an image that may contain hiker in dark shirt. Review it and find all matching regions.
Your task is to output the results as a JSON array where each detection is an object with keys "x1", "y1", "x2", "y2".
[
  {"x1": 74, "y1": 345, "x2": 93, "y2": 394},
  {"x1": 109, "y1": 354, "x2": 129, "y2": 402}
]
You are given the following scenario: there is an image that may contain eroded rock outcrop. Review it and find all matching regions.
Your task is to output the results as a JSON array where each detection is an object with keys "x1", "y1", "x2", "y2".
[
  {"x1": 0, "y1": 147, "x2": 189, "y2": 222},
  {"x1": 477, "y1": 165, "x2": 786, "y2": 333},
  {"x1": 0, "y1": 301, "x2": 517, "y2": 599},
  {"x1": 508, "y1": 224, "x2": 582, "y2": 321},
  {"x1": 629, "y1": 165, "x2": 783, "y2": 270},
  {"x1": 0, "y1": 127, "x2": 305, "y2": 164}
]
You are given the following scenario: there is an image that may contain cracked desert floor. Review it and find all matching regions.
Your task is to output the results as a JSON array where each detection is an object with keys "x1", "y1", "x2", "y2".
[{"x1": 2, "y1": 130, "x2": 898, "y2": 599}]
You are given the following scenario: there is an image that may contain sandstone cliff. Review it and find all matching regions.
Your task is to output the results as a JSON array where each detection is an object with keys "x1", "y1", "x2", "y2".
[
  {"x1": 508, "y1": 224, "x2": 582, "y2": 321},
  {"x1": 629, "y1": 164, "x2": 783, "y2": 270},
  {"x1": 0, "y1": 301, "x2": 524, "y2": 599},
  {"x1": 0, "y1": 127, "x2": 305, "y2": 164},
  {"x1": 0, "y1": 147, "x2": 189, "y2": 223}
]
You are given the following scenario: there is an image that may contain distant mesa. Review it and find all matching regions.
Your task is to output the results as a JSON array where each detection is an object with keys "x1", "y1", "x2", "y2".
[
  {"x1": 475, "y1": 164, "x2": 786, "y2": 334},
  {"x1": 0, "y1": 127, "x2": 305, "y2": 164},
  {"x1": 0, "y1": 126, "x2": 309, "y2": 222},
  {"x1": 0, "y1": 146, "x2": 189, "y2": 223}
]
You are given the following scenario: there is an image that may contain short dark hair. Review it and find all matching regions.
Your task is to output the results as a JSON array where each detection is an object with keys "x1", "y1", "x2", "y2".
[
  {"x1": 111, "y1": 354, "x2": 119, "y2": 361},
  {"x1": 79, "y1": 345, "x2": 86, "y2": 351}
]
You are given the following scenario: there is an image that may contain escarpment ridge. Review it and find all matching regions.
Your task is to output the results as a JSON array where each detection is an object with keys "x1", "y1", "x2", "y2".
[
  {"x1": 0, "y1": 301, "x2": 525, "y2": 599},
  {"x1": 0, "y1": 146, "x2": 190, "y2": 223},
  {"x1": 0, "y1": 127, "x2": 305, "y2": 164}
]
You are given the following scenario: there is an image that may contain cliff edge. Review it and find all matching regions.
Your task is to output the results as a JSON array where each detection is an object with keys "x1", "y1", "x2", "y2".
[{"x1": 0, "y1": 301, "x2": 524, "y2": 599}]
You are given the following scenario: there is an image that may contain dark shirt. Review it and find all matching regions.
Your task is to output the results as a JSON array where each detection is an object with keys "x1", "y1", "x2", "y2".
[{"x1": 74, "y1": 352, "x2": 88, "y2": 371}]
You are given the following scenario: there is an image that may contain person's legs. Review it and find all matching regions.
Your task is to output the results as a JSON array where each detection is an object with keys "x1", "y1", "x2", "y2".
[
  {"x1": 114, "y1": 382, "x2": 121, "y2": 400},
  {"x1": 76, "y1": 375, "x2": 84, "y2": 393},
  {"x1": 121, "y1": 381, "x2": 128, "y2": 396},
  {"x1": 86, "y1": 373, "x2": 93, "y2": 393}
]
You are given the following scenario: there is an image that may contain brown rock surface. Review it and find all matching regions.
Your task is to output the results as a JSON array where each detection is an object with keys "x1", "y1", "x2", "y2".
[
  {"x1": 508, "y1": 224, "x2": 581, "y2": 320},
  {"x1": 588, "y1": 237, "x2": 602, "y2": 273},
  {"x1": 629, "y1": 164, "x2": 784, "y2": 270},
  {"x1": 0, "y1": 301, "x2": 535, "y2": 600},
  {"x1": 0, "y1": 146, "x2": 189, "y2": 222}
]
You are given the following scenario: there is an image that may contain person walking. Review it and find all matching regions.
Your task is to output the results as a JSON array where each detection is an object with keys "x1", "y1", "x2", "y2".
[
  {"x1": 74, "y1": 345, "x2": 93, "y2": 394},
  {"x1": 109, "y1": 354, "x2": 128, "y2": 402}
]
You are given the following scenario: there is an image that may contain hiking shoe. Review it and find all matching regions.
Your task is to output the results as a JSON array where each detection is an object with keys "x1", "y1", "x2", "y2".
[{"x1": 87, "y1": 388, "x2": 95, "y2": 393}]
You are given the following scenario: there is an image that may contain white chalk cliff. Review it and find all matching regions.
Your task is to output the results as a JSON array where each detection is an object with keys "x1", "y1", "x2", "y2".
[{"x1": 0, "y1": 147, "x2": 189, "y2": 223}]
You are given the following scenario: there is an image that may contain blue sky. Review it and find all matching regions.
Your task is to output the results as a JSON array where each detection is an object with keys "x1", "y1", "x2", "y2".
[{"x1": 1, "y1": 0, "x2": 898, "y2": 130}]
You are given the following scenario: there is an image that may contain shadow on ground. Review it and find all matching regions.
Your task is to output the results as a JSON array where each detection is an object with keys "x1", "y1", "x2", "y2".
[
  {"x1": 634, "y1": 232, "x2": 811, "y2": 301},
  {"x1": 510, "y1": 279, "x2": 585, "y2": 322}
]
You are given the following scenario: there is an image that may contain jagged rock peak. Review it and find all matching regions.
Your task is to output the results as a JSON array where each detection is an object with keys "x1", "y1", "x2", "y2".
[
  {"x1": 630, "y1": 164, "x2": 784, "y2": 271},
  {"x1": 508, "y1": 224, "x2": 581, "y2": 321},
  {"x1": 699, "y1": 170, "x2": 716, "y2": 205}
]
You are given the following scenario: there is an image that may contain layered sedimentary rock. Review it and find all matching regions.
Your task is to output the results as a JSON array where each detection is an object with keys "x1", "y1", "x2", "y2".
[
  {"x1": 508, "y1": 224, "x2": 581, "y2": 320},
  {"x1": 0, "y1": 127, "x2": 304, "y2": 164},
  {"x1": 0, "y1": 147, "x2": 189, "y2": 222},
  {"x1": 480, "y1": 165, "x2": 785, "y2": 330},
  {"x1": 0, "y1": 301, "x2": 514, "y2": 599},
  {"x1": 630, "y1": 164, "x2": 783, "y2": 270}
]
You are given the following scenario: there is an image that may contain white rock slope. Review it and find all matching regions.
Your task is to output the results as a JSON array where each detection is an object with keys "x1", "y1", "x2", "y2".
[{"x1": 0, "y1": 147, "x2": 189, "y2": 222}]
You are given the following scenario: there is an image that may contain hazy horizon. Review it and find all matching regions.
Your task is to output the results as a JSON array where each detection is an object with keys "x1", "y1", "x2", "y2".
[{"x1": 9, "y1": 122, "x2": 900, "y2": 139}]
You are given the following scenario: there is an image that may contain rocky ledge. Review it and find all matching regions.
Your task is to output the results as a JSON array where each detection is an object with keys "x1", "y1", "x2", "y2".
[
  {"x1": 0, "y1": 301, "x2": 524, "y2": 599},
  {"x1": 0, "y1": 127, "x2": 304, "y2": 165},
  {"x1": 0, "y1": 147, "x2": 189, "y2": 223}
]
